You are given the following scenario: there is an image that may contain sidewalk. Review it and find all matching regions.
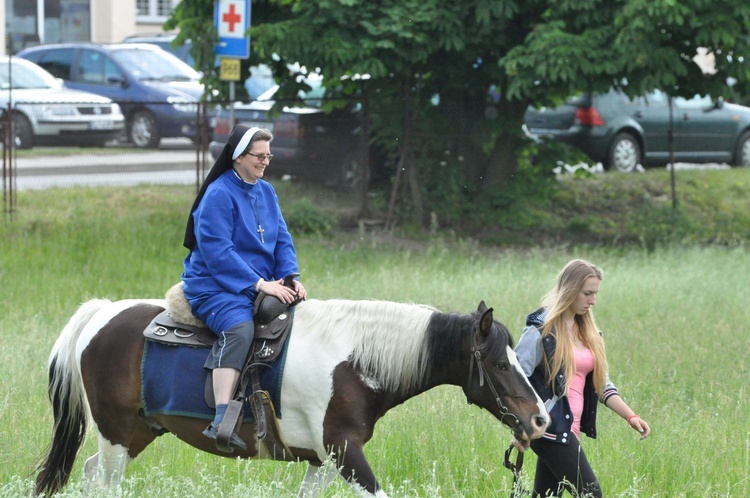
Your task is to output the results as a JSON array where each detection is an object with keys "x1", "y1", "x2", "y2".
[
  {"x1": 14, "y1": 150, "x2": 204, "y2": 176},
  {"x1": 6, "y1": 147, "x2": 213, "y2": 191}
]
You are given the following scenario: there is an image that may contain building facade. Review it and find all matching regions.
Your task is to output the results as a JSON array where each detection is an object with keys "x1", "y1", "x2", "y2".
[{"x1": 3, "y1": 0, "x2": 180, "y2": 55}]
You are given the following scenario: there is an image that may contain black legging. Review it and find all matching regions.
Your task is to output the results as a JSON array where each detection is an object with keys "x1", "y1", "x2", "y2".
[{"x1": 529, "y1": 437, "x2": 603, "y2": 497}]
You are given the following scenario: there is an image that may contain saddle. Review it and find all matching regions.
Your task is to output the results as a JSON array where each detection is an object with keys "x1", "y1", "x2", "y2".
[{"x1": 143, "y1": 275, "x2": 302, "y2": 457}]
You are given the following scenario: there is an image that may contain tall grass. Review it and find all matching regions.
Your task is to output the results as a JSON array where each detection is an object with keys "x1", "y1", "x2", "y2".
[{"x1": 1, "y1": 185, "x2": 748, "y2": 497}]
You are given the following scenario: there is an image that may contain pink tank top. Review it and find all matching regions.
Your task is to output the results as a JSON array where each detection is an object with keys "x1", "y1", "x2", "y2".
[{"x1": 569, "y1": 347, "x2": 595, "y2": 438}]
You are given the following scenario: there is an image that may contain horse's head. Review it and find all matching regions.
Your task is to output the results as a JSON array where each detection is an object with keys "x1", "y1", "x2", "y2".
[{"x1": 464, "y1": 301, "x2": 549, "y2": 443}]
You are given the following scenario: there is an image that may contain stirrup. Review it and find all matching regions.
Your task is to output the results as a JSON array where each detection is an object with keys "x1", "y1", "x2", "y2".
[{"x1": 202, "y1": 423, "x2": 247, "y2": 452}]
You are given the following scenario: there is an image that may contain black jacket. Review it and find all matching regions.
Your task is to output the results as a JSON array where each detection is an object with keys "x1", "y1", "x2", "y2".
[{"x1": 516, "y1": 308, "x2": 619, "y2": 444}]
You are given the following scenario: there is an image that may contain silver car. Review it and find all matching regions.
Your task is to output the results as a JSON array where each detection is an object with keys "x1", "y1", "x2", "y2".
[{"x1": 0, "y1": 57, "x2": 124, "y2": 149}]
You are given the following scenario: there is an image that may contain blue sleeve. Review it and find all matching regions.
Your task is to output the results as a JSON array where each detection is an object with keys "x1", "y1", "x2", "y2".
[{"x1": 194, "y1": 188, "x2": 261, "y2": 294}]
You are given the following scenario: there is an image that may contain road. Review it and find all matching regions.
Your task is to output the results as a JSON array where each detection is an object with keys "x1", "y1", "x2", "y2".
[
  {"x1": 7, "y1": 139, "x2": 213, "y2": 191},
  {"x1": 5, "y1": 140, "x2": 729, "y2": 192}
]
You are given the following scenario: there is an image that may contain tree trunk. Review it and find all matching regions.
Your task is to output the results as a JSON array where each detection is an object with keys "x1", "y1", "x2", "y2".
[
  {"x1": 387, "y1": 77, "x2": 425, "y2": 229},
  {"x1": 438, "y1": 93, "x2": 489, "y2": 187},
  {"x1": 482, "y1": 100, "x2": 528, "y2": 191},
  {"x1": 356, "y1": 84, "x2": 372, "y2": 218}
]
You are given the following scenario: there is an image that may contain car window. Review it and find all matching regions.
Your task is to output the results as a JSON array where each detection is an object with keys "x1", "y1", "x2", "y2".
[
  {"x1": 258, "y1": 76, "x2": 326, "y2": 108},
  {"x1": 110, "y1": 48, "x2": 200, "y2": 81},
  {"x1": 35, "y1": 49, "x2": 75, "y2": 80},
  {"x1": 566, "y1": 92, "x2": 588, "y2": 105},
  {"x1": 0, "y1": 61, "x2": 56, "y2": 90},
  {"x1": 644, "y1": 90, "x2": 668, "y2": 105},
  {"x1": 77, "y1": 50, "x2": 123, "y2": 85},
  {"x1": 124, "y1": 38, "x2": 195, "y2": 67},
  {"x1": 674, "y1": 94, "x2": 713, "y2": 109},
  {"x1": 148, "y1": 41, "x2": 194, "y2": 67}
]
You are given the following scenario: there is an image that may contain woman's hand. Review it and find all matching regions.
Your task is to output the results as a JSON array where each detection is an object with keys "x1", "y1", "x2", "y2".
[
  {"x1": 509, "y1": 435, "x2": 529, "y2": 453},
  {"x1": 259, "y1": 279, "x2": 306, "y2": 304},
  {"x1": 292, "y1": 279, "x2": 307, "y2": 301},
  {"x1": 627, "y1": 415, "x2": 651, "y2": 440}
]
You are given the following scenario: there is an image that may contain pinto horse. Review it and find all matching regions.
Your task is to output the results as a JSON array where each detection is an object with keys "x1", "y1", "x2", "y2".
[{"x1": 34, "y1": 297, "x2": 549, "y2": 497}]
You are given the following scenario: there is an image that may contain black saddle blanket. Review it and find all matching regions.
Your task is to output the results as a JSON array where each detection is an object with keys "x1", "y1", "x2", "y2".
[{"x1": 141, "y1": 339, "x2": 289, "y2": 421}]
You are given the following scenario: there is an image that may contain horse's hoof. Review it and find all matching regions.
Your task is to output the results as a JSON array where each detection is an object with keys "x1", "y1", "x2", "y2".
[{"x1": 202, "y1": 424, "x2": 247, "y2": 452}]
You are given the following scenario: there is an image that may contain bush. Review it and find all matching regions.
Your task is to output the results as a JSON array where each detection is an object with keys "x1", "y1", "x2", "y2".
[{"x1": 284, "y1": 198, "x2": 337, "y2": 235}]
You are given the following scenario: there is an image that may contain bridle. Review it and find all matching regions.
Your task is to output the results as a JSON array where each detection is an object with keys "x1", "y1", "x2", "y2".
[
  {"x1": 465, "y1": 324, "x2": 527, "y2": 497},
  {"x1": 465, "y1": 324, "x2": 521, "y2": 434}
]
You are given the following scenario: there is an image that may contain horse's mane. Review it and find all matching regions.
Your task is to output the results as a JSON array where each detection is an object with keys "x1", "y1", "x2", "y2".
[{"x1": 299, "y1": 299, "x2": 437, "y2": 393}]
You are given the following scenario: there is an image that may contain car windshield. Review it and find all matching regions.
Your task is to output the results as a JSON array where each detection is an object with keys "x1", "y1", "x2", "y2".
[
  {"x1": 257, "y1": 75, "x2": 325, "y2": 108},
  {"x1": 0, "y1": 60, "x2": 58, "y2": 90},
  {"x1": 111, "y1": 48, "x2": 200, "y2": 82}
]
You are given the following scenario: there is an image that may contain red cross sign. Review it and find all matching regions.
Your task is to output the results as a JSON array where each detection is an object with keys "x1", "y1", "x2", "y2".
[
  {"x1": 222, "y1": 4, "x2": 242, "y2": 33},
  {"x1": 215, "y1": 0, "x2": 250, "y2": 58},
  {"x1": 217, "y1": 0, "x2": 246, "y2": 38}
]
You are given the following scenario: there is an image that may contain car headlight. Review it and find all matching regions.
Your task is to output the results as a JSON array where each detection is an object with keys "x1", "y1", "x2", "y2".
[{"x1": 167, "y1": 96, "x2": 198, "y2": 114}]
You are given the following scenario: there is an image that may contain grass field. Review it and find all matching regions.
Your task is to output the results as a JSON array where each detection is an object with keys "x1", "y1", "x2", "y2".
[{"x1": 1, "y1": 184, "x2": 748, "y2": 497}]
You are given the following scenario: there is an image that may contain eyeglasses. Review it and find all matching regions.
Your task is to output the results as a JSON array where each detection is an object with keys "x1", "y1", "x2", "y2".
[{"x1": 246, "y1": 152, "x2": 274, "y2": 161}]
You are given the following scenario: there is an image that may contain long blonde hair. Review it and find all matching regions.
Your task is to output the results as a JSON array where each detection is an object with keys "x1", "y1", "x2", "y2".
[{"x1": 541, "y1": 259, "x2": 609, "y2": 397}]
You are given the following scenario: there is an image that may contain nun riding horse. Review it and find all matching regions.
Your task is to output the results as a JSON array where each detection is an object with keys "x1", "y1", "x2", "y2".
[{"x1": 34, "y1": 297, "x2": 549, "y2": 497}]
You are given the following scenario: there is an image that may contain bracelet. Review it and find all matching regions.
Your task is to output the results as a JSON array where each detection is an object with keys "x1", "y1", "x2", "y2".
[{"x1": 627, "y1": 414, "x2": 639, "y2": 424}]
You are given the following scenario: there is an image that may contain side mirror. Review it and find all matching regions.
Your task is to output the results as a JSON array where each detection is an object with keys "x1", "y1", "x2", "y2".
[
  {"x1": 108, "y1": 76, "x2": 128, "y2": 88},
  {"x1": 705, "y1": 97, "x2": 724, "y2": 112}
]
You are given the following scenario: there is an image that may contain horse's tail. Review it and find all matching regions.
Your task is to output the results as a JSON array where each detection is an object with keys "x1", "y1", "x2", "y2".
[{"x1": 34, "y1": 299, "x2": 111, "y2": 497}]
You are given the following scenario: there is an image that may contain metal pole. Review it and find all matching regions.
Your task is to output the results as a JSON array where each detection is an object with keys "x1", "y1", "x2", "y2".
[
  {"x1": 668, "y1": 95, "x2": 677, "y2": 210},
  {"x1": 2, "y1": 41, "x2": 7, "y2": 216},
  {"x1": 229, "y1": 81, "x2": 235, "y2": 129},
  {"x1": 3, "y1": 52, "x2": 15, "y2": 218}
]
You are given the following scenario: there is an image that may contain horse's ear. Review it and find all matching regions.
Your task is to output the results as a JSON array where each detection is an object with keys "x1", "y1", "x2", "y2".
[
  {"x1": 479, "y1": 305, "x2": 494, "y2": 338},
  {"x1": 477, "y1": 300, "x2": 488, "y2": 313}
]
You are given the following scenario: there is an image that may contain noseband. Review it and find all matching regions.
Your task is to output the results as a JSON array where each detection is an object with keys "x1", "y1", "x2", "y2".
[{"x1": 466, "y1": 326, "x2": 521, "y2": 434}]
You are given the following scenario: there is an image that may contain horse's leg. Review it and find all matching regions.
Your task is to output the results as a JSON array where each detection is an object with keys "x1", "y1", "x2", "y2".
[
  {"x1": 82, "y1": 417, "x2": 157, "y2": 494},
  {"x1": 83, "y1": 436, "x2": 130, "y2": 492},
  {"x1": 297, "y1": 462, "x2": 340, "y2": 498},
  {"x1": 82, "y1": 452, "x2": 99, "y2": 493},
  {"x1": 323, "y1": 364, "x2": 388, "y2": 498},
  {"x1": 336, "y1": 445, "x2": 388, "y2": 498},
  {"x1": 79, "y1": 304, "x2": 163, "y2": 493}
]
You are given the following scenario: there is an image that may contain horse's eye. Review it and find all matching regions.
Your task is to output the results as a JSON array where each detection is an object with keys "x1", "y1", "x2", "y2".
[{"x1": 495, "y1": 362, "x2": 508, "y2": 371}]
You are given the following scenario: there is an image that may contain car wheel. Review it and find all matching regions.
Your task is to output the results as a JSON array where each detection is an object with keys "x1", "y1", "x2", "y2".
[
  {"x1": 336, "y1": 152, "x2": 364, "y2": 191},
  {"x1": 12, "y1": 113, "x2": 34, "y2": 150},
  {"x1": 734, "y1": 131, "x2": 750, "y2": 167},
  {"x1": 129, "y1": 111, "x2": 160, "y2": 148},
  {"x1": 605, "y1": 132, "x2": 641, "y2": 173}
]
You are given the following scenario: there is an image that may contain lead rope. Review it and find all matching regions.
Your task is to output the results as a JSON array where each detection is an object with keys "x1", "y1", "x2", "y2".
[
  {"x1": 504, "y1": 444, "x2": 525, "y2": 498},
  {"x1": 466, "y1": 331, "x2": 526, "y2": 497}
]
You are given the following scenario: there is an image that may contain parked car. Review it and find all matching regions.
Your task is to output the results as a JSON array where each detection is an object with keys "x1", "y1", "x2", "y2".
[
  {"x1": 210, "y1": 79, "x2": 372, "y2": 190},
  {"x1": 122, "y1": 34, "x2": 275, "y2": 101},
  {"x1": 17, "y1": 43, "x2": 205, "y2": 148},
  {"x1": 524, "y1": 89, "x2": 750, "y2": 172},
  {"x1": 0, "y1": 56, "x2": 124, "y2": 149}
]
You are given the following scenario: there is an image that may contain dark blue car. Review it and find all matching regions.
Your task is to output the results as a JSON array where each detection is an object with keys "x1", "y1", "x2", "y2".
[{"x1": 18, "y1": 43, "x2": 206, "y2": 148}]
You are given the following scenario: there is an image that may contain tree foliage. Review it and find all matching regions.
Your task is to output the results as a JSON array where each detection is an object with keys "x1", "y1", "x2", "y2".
[{"x1": 168, "y1": 0, "x2": 750, "y2": 229}]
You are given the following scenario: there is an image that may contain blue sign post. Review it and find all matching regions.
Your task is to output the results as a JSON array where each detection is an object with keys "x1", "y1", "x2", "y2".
[{"x1": 214, "y1": 0, "x2": 250, "y2": 59}]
